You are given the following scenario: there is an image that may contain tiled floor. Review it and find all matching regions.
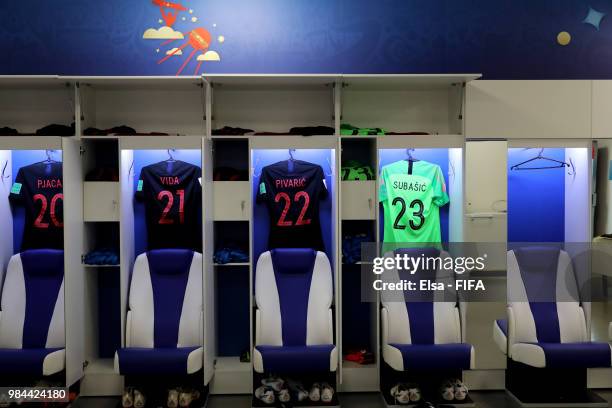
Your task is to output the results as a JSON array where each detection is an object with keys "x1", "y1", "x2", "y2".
[{"x1": 74, "y1": 390, "x2": 612, "y2": 407}]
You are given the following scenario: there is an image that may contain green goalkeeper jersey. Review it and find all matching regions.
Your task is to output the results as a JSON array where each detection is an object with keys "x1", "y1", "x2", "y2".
[{"x1": 379, "y1": 160, "x2": 449, "y2": 244}]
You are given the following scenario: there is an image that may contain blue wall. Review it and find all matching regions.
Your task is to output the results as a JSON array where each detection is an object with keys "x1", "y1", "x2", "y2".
[
  {"x1": 252, "y1": 149, "x2": 335, "y2": 267},
  {"x1": 2, "y1": 0, "x2": 612, "y2": 78},
  {"x1": 508, "y1": 148, "x2": 565, "y2": 243},
  {"x1": 378, "y1": 148, "x2": 450, "y2": 243},
  {"x1": 11, "y1": 150, "x2": 63, "y2": 253},
  {"x1": 132, "y1": 149, "x2": 202, "y2": 255}
]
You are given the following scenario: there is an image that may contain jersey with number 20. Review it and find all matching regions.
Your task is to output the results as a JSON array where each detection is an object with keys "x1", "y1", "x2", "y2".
[
  {"x1": 379, "y1": 160, "x2": 449, "y2": 244},
  {"x1": 9, "y1": 162, "x2": 64, "y2": 250}
]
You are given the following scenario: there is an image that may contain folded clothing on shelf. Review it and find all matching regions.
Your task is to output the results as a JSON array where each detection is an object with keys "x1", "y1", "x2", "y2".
[
  {"x1": 344, "y1": 349, "x2": 375, "y2": 365},
  {"x1": 214, "y1": 125, "x2": 334, "y2": 136},
  {"x1": 0, "y1": 126, "x2": 19, "y2": 136},
  {"x1": 83, "y1": 127, "x2": 107, "y2": 136},
  {"x1": 83, "y1": 248, "x2": 119, "y2": 265},
  {"x1": 341, "y1": 160, "x2": 374, "y2": 180},
  {"x1": 85, "y1": 125, "x2": 137, "y2": 135},
  {"x1": 214, "y1": 246, "x2": 249, "y2": 264},
  {"x1": 36, "y1": 123, "x2": 75, "y2": 136},
  {"x1": 85, "y1": 167, "x2": 119, "y2": 181},
  {"x1": 342, "y1": 232, "x2": 373, "y2": 264},
  {"x1": 213, "y1": 166, "x2": 249, "y2": 181},
  {"x1": 289, "y1": 126, "x2": 335, "y2": 136},
  {"x1": 386, "y1": 131, "x2": 430, "y2": 135},
  {"x1": 212, "y1": 126, "x2": 254, "y2": 135},
  {"x1": 109, "y1": 125, "x2": 136, "y2": 135},
  {"x1": 341, "y1": 123, "x2": 385, "y2": 135},
  {"x1": 83, "y1": 125, "x2": 170, "y2": 136}
]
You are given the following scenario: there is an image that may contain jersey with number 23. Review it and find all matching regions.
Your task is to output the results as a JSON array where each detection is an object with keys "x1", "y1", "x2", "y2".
[{"x1": 379, "y1": 160, "x2": 449, "y2": 244}]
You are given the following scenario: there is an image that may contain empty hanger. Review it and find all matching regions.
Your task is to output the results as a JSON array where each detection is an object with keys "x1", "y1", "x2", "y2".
[
  {"x1": 511, "y1": 148, "x2": 570, "y2": 171},
  {"x1": 252, "y1": 156, "x2": 262, "y2": 178},
  {"x1": 1, "y1": 160, "x2": 9, "y2": 183}
]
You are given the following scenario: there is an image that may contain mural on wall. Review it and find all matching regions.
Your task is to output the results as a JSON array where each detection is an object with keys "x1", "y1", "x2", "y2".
[
  {"x1": 0, "y1": 0, "x2": 611, "y2": 78},
  {"x1": 143, "y1": 0, "x2": 222, "y2": 75}
]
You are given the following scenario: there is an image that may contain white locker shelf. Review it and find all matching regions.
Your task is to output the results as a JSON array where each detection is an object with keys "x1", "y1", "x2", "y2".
[
  {"x1": 80, "y1": 358, "x2": 122, "y2": 397},
  {"x1": 85, "y1": 358, "x2": 116, "y2": 374},
  {"x1": 210, "y1": 357, "x2": 251, "y2": 395},
  {"x1": 341, "y1": 181, "x2": 376, "y2": 220},
  {"x1": 0, "y1": 136, "x2": 63, "y2": 150},
  {"x1": 83, "y1": 182, "x2": 119, "y2": 222},
  {"x1": 342, "y1": 74, "x2": 481, "y2": 90},
  {"x1": 340, "y1": 361, "x2": 379, "y2": 392}
]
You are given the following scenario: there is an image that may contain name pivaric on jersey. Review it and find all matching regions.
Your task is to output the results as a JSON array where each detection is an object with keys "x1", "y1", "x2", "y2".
[
  {"x1": 257, "y1": 160, "x2": 328, "y2": 251},
  {"x1": 380, "y1": 160, "x2": 449, "y2": 244},
  {"x1": 136, "y1": 160, "x2": 202, "y2": 251},
  {"x1": 9, "y1": 161, "x2": 64, "y2": 250}
]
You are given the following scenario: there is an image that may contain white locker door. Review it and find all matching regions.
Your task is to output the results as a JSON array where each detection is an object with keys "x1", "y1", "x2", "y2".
[
  {"x1": 63, "y1": 138, "x2": 85, "y2": 387},
  {"x1": 0, "y1": 150, "x2": 13, "y2": 293},
  {"x1": 119, "y1": 147, "x2": 135, "y2": 346},
  {"x1": 465, "y1": 80, "x2": 592, "y2": 139},
  {"x1": 202, "y1": 137, "x2": 216, "y2": 386},
  {"x1": 333, "y1": 138, "x2": 341, "y2": 386}
]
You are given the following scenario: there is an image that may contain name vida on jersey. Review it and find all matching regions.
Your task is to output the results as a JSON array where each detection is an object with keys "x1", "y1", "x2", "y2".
[{"x1": 159, "y1": 176, "x2": 181, "y2": 185}]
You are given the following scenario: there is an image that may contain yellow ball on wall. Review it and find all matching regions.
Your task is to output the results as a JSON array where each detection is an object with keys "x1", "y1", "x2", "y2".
[{"x1": 557, "y1": 31, "x2": 571, "y2": 46}]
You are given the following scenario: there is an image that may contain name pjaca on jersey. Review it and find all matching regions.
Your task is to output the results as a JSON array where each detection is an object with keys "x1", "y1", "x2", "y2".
[
  {"x1": 393, "y1": 180, "x2": 428, "y2": 192},
  {"x1": 37, "y1": 178, "x2": 62, "y2": 189}
]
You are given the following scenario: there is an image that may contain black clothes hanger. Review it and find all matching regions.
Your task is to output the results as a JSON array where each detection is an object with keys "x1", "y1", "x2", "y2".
[
  {"x1": 288, "y1": 149, "x2": 296, "y2": 161},
  {"x1": 406, "y1": 148, "x2": 419, "y2": 162},
  {"x1": 511, "y1": 148, "x2": 570, "y2": 171}
]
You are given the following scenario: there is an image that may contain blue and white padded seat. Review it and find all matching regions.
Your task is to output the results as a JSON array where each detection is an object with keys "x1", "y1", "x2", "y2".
[
  {"x1": 114, "y1": 249, "x2": 203, "y2": 375},
  {"x1": 381, "y1": 248, "x2": 475, "y2": 371},
  {"x1": 254, "y1": 249, "x2": 337, "y2": 374},
  {"x1": 493, "y1": 319, "x2": 508, "y2": 355},
  {"x1": 0, "y1": 250, "x2": 65, "y2": 376},
  {"x1": 507, "y1": 247, "x2": 612, "y2": 368}
]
